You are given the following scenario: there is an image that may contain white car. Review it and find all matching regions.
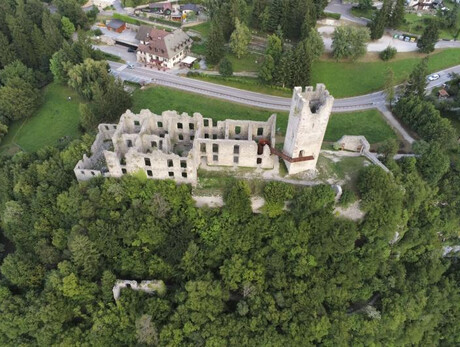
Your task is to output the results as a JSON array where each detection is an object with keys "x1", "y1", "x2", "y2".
[{"x1": 427, "y1": 74, "x2": 440, "y2": 81}]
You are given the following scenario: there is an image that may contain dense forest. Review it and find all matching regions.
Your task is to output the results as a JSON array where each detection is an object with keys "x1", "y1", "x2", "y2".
[
  {"x1": 0, "y1": 128, "x2": 460, "y2": 344},
  {"x1": 1, "y1": 0, "x2": 460, "y2": 345}
]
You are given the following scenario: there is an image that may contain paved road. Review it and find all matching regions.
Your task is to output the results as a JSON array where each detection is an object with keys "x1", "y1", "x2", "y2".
[{"x1": 324, "y1": 0, "x2": 370, "y2": 25}]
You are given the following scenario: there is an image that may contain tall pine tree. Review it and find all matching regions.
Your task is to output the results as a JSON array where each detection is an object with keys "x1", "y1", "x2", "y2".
[{"x1": 205, "y1": 22, "x2": 225, "y2": 65}]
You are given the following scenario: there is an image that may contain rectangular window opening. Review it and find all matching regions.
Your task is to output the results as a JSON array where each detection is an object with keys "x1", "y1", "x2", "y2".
[
  {"x1": 178, "y1": 134, "x2": 184, "y2": 140},
  {"x1": 167, "y1": 159, "x2": 173, "y2": 167},
  {"x1": 151, "y1": 141, "x2": 157, "y2": 148},
  {"x1": 200, "y1": 143, "x2": 206, "y2": 152},
  {"x1": 235, "y1": 126, "x2": 241, "y2": 134},
  {"x1": 212, "y1": 134, "x2": 217, "y2": 139},
  {"x1": 203, "y1": 119, "x2": 209, "y2": 127},
  {"x1": 257, "y1": 158, "x2": 262, "y2": 164},
  {"x1": 213, "y1": 155, "x2": 218, "y2": 162},
  {"x1": 234, "y1": 145, "x2": 239, "y2": 154},
  {"x1": 180, "y1": 160, "x2": 187, "y2": 168},
  {"x1": 147, "y1": 170, "x2": 153, "y2": 177},
  {"x1": 234, "y1": 156, "x2": 239, "y2": 164},
  {"x1": 257, "y1": 127, "x2": 263, "y2": 136},
  {"x1": 157, "y1": 121, "x2": 163, "y2": 128},
  {"x1": 168, "y1": 171, "x2": 174, "y2": 177},
  {"x1": 182, "y1": 172, "x2": 187, "y2": 178},
  {"x1": 177, "y1": 122, "x2": 183, "y2": 129},
  {"x1": 144, "y1": 158, "x2": 151, "y2": 166},
  {"x1": 134, "y1": 120, "x2": 140, "y2": 126},
  {"x1": 122, "y1": 168, "x2": 127, "y2": 174},
  {"x1": 189, "y1": 123, "x2": 194, "y2": 130},
  {"x1": 212, "y1": 144, "x2": 218, "y2": 153},
  {"x1": 127, "y1": 139, "x2": 133, "y2": 147}
]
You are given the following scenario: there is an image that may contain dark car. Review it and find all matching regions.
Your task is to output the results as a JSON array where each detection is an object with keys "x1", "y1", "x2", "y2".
[{"x1": 127, "y1": 47, "x2": 136, "y2": 53}]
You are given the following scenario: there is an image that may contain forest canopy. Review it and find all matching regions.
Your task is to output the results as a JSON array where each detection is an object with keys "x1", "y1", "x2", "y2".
[{"x1": 0, "y1": 133, "x2": 459, "y2": 345}]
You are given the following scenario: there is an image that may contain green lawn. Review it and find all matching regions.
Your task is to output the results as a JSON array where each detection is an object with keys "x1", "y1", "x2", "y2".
[
  {"x1": 132, "y1": 85, "x2": 289, "y2": 129},
  {"x1": 324, "y1": 109, "x2": 397, "y2": 144},
  {"x1": 312, "y1": 49, "x2": 460, "y2": 98},
  {"x1": 187, "y1": 74, "x2": 292, "y2": 97},
  {"x1": 350, "y1": 7, "x2": 376, "y2": 20},
  {"x1": 186, "y1": 21, "x2": 211, "y2": 37},
  {"x1": 0, "y1": 83, "x2": 82, "y2": 154},
  {"x1": 225, "y1": 52, "x2": 262, "y2": 72},
  {"x1": 133, "y1": 86, "x2": 396, "y2": 144}
]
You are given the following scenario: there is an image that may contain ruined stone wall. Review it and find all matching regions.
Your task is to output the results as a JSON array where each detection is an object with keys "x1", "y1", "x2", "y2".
[
  {"x1": 283, "y1": 85, "x2": 334, "y2": 175},
  {"x1": 74, "y1": 124, "x2": 117, "y2": 181},
  {"x1": 75, "y1": 109, "x2": 278, "y2": 183}
]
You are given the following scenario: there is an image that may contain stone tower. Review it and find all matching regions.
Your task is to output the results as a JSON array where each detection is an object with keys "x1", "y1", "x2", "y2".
[{"x1": 282, "y1": 84, "x2": 334, "y2": 175}]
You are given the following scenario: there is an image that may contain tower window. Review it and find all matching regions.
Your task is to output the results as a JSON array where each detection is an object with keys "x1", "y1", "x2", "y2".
[
  {"x1": 234, "y1": 156, "x2": 239, "y2": 164},
  {"x1": 147, "y1": 170, "x2": 153, "y2": 177},
  {"x1": 234, "y1": 145, "x2": 239, "y2": 154},
  {"x1": 189, "y1": 123, "x2": 194, "y2": 130},
  {"x1": 168, "y1": 172, "x2": 174, "y2": 177},
  {"x1": 180, "y1": 160, "x2": 187, "y2": 168},
  {"x1": 134, "y1": 120, "x2": 140, "y2": 126},
  {"x1": 157, "y1": 121, "x2": 163, "y2": 128},
  {"x1": 178, "y1": 134, "x2": 184, "y2": 140},
  {"x1": 212, "y1": 144, "x2": 218, "y2": 153},
  {"x1": 235, "y1": 126, "x2": 241, "y2": 134},
  {"x1": 182, "y1": 172, "x2": 187, "y2": 178},
  {"x1": 127, "y1": 140, "x2": 133, "y2": 147},
  {"x1": 200, "y1": 143, "x2": 206, "y2": 152},
  {"x1": 257, "y1": 127, "x2": 263, "y2": 136},
  {"x1": 151, "y1": 141, "x2": 157, "y2": 148},
  {"x1": 204, "y1": 119, "x2": 209, "y2": 127},
  {"x1": 213, "y1": 155, "x2": 218, "y2": 162},
  {"x1": 167, "y1": 159, "x2": 173, "y2": 167},
  {"x1": 257, "y1": 158, "x2": 262, "y2": 164},
  {"x1": 177, "y1": 122, "x2": 183, "y2": 129},
  {"x1": 144, "y1": 158, "x2": 151, "y2": 166}
]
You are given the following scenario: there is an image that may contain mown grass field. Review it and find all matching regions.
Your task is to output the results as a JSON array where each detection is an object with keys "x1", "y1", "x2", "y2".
[
  {"x1": 313, "y1": 48, "x2": 460, "y2": 98},
  {"x1": 324, "y1": 109, "x2": 397, "y2": 144},
  {"x1": 0, "y1": 83, "x2": 82, "y2": 154},
  {"x1": 185, "y1": 49, "x2": 460, "y2": 98},
  {"x1": 133, "y1": 86, "x2": 396, "y2": 144},
  {"x1": 132, "y1": 85, "x2": 289, "y2": 128}
]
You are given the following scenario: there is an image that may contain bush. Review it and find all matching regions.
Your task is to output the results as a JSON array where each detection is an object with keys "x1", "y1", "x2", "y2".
[
  {"x1": 339, "y1": 189, "x2": 357, "y2": 207},
  {"x1": 379, "y1": 46, "x2": 397, "y2": 61},
  {"x1": 93, "y1": 28, "x2": 103, "y2": 36},
  {"x1": 191, "y1": 61, "x2": 200, "y2": 70},
  {"x1": 218, "y1": 57, "x2": 233, "y2": 77}
]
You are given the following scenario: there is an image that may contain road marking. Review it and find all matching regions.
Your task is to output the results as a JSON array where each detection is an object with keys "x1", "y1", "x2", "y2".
[{"x1": 117, "y1": 65, "x2": 127, "y2": 72}]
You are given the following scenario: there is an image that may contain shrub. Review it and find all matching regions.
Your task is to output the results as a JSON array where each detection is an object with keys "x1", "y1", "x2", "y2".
[
  {"x1": 339, "y1": 189, "x2": 357, "y2": 208},
  {"x1": 93, "y1": 28, "x2": 103, "y2": 36},
  {"x1": 379, "y1": 46, "x2": 397, "y2": 61},
  {"x1": 218, "y1": 57, "x2": 233, "y2": 77}
]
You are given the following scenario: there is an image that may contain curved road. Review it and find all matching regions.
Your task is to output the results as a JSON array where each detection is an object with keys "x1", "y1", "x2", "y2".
[{"x1": 110, "y1": 61, "x2": 460, "y2": 144}]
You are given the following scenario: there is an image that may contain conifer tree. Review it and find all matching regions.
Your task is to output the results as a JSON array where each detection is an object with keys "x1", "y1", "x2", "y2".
[
  {"x1": 230, "y1": 18, "x2": 251, "y2": 58},
  {"x1": 205, "y1": 23, "x2": 225, "y2": 65},
  {"x1": 390, "y1": 0, "x2": 405, "y2": 28},
  {"x1": 417, "y1": 20, "x2": 439, "y2": 53}
]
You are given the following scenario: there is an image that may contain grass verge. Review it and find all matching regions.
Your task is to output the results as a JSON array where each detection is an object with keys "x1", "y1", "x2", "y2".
[
  {"x1": 0, "y1": 83, "x2": 82, "y2": 154},
  {"x1": 324, "y1": 109, "x2": 397, "y2": 144},
  {"x1": 186, "y1": 74, "x2": 292, "y2": 97}
]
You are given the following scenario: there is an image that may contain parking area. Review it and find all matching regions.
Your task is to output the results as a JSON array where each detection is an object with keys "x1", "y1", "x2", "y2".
[
  {"x1": 94, "y1": 44, "x2": 137, "y2": 63},
  {"x1": 94, "y1": 25, "x2": 139, "y2": 45}
]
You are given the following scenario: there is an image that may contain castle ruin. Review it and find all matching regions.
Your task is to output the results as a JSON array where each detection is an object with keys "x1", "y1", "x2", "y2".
[{"x1": 74, "y1": 85, "x2": 334, "y2": 184}]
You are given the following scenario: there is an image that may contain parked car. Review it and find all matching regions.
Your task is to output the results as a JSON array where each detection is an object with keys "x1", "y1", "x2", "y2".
[
  {"x1": 127, "y1": 47, "x2": 136, "y2": 53},
  {"x1": 127, "y1": 62, "x2": 135, "y2": 69},
  {"x1": 428, "y1": 74, "x2": 440, "y2": 81}
]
